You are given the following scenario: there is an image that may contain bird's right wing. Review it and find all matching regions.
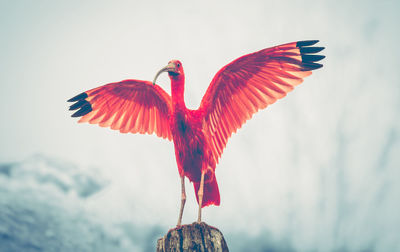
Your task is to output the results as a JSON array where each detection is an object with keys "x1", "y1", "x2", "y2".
[
  {"x1": 68, "y1": 79, "x2": 172, "y2": 140},
  {"x1": 199, "y1": 40, "x2": 325, "y2": 164}
]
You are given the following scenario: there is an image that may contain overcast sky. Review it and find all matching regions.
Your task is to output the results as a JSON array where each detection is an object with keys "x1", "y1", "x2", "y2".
[{"x1": 1, "y1": 0, "x2": 399, "y2": 251}]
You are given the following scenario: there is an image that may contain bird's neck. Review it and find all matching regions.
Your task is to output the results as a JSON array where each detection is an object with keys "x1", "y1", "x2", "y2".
[{"x1": 170, "y1": 74, "x2": 186, "y2": 111}]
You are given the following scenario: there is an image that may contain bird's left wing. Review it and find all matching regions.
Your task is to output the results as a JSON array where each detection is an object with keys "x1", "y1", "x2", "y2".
[
  {"x1": 68, "y1": 79, "x2": 172, "y2": 140},
  {"x1": 199, "y1": 40, "x2": 325, "y2": 164}
]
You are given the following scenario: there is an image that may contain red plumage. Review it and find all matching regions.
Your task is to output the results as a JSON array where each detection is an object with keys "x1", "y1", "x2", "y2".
[{"x1": 68, "y1": 40, "x2": 325, "y2": 225}]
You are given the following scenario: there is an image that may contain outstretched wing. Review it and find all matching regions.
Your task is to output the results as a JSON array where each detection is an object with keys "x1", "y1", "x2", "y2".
[
  {"x1": 199, "y1": 40, "x2": 325, "y2": 164},
  {"x1": 68, "y1": 79, "x2": 172, "y2": 140}
]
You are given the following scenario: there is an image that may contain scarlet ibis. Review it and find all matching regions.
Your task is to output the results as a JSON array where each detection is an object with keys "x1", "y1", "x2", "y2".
[{"x1": 68, "y1": 40, "x2": 325, "y2": 226}]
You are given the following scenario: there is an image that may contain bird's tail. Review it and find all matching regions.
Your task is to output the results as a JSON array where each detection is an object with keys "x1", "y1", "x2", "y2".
[{"x1": 194, "y1": 174, "x2": 220, "y2": 208}]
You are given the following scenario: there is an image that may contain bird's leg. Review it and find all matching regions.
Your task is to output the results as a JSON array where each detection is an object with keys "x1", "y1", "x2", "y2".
[
  {"x1": 177, "y1": 175, "x2": 186, "y2": 227},
  {"x1": 197, "y1": 171, "x2": 205, "y2": 223}
]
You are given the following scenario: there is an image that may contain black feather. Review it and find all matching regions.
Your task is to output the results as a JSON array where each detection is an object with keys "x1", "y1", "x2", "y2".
[
  {"x1": 300, "y1": 46, "x2": 325, "y2": 54},
  {"x1": 69, "y1": 99, "x2": 87, "y2": 110},
  {"x1": 67, "y1": 92, "x2": 88, "y2": 102},
  {"x1": 296, "y1": 40, "x2": 319, "y2": 47},
  {"x1": 301, "y1": 62, "x2": 323, "y2": 71},
  {"x1": 302, "y1": 54, "x2": 326, "y2": 63},
  {"x1": 71, "y1": 103, "x2": 92, "y2": 117}
]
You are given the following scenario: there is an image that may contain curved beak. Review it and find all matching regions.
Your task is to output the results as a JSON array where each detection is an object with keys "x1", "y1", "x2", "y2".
[{"x1": 153, "y1": 62, "x2": 176, "y2": 85}]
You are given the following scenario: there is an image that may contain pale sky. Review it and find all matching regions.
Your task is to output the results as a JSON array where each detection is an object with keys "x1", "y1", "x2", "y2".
[{"x1": 1, "y1": 0, "x2": 399, "y2": 251}]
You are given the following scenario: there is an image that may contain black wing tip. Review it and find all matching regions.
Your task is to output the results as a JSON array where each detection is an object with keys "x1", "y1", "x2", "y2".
[
  {"x1": 69, "y1": 99, "x2": 92, "y2": 111},
  {"x1": 300, "y1": 46, "x2": 325, "y2": 54},
  {"x1": 71, "y1": 103, "x2": 92, "y2": 117},
  {"x1": 67, "y1": 92, "x2": 88, "y2": 102},
  {"x1": 302, "y1": 54, "x2": 326, "y2": 63},
  {"x1": 296, "y1": 40, "x2": 325, "y2": 71},
  {"x1": 68, "y1": 92, "x2": 92, "y2": 117},
  {"x1": 297, "y1": 40, "x2": 319, "y2": 47},
  {"x1": 302, "y1": 62, "x2": 323, "y2": 71}
]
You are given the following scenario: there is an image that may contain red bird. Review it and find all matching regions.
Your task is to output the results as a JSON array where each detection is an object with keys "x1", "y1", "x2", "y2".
[{"x1": 68, "y1": 40, "x2": 324, "y2": 226}]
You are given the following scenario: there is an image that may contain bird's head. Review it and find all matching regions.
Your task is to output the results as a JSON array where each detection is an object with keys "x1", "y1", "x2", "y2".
[{"x1": 153, "y1": 60, "x2": 184, "y2": 85}]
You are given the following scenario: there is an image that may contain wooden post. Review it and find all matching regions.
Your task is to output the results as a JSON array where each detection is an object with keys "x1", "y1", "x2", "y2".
[{"x1": 156, "y1": 222, "x2": 229, "y2": 252}]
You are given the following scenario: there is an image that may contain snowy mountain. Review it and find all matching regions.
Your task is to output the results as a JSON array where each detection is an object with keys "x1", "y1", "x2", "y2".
[{"x1": 0, "y1": 154, "x2": 163, "y2": 252}]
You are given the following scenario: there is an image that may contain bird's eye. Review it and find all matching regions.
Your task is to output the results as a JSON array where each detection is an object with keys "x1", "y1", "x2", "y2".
[{"x1": 177, "y1": 63, "x2": 181, "y2": 68}]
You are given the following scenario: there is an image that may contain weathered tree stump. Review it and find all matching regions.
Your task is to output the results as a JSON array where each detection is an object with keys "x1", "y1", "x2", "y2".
[{"x1": 156, "y1": 222, "x2": 229, "y2": 252}]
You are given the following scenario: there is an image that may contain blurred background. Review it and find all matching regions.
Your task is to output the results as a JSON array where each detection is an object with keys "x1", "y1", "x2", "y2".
[{"x1": 1, "y1": 0, "x2": 399, "y2": 251}]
